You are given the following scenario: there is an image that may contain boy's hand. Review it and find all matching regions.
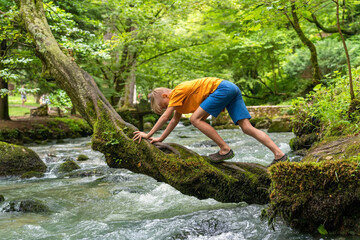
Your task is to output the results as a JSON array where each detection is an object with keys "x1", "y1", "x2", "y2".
[
  {"x1": 133, "y1": 131, "x2": 148, "y2": 143},
  {"x1": 149, "y1": 137, "x2": 162, "y2": 144}
]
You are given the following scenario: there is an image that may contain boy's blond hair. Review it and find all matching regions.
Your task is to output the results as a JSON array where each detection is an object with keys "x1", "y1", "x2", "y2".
[{"x1": 148, "y1": 87, "x2": 172, "y2": 115}]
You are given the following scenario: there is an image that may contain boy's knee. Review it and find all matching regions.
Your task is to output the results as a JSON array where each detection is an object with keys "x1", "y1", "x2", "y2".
[
  {"x1": 239, "y1": 123, "x2": 254, "y2": 135},
  {"x1": 189, "y1": 116, "x2": 200, "y2": 126},
  {"x1": 189, "y1": 116, "x2": 197, "y2": 125}
]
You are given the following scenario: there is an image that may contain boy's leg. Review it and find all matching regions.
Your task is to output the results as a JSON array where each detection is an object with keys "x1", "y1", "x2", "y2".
[
  {"x1": 190, "y1": 107, "x2": 231, "y2": 155},
  {"x1": 237, "y1": 119, "x2": 284, "y2": 159}
]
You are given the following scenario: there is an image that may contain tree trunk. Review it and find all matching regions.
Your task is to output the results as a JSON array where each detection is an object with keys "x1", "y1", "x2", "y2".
[
  {"x1": 112, "y1": 19, "x2": 135, "y2": 107},
  {"x1": 0, "y1": 40, "x2": 10, "y2": 121},
  {"x1": 16, "y1": 0, "x2": 270, "y2": 204},
  {"x1": 289, "y1": 4, "x2": 322, "y2": 85},
  {"x1": 334, "y1": 0, "x2": 355, "y2": 101},
  {"x1": 123, "y1": 50, "x2": 136, "y2": 108}
]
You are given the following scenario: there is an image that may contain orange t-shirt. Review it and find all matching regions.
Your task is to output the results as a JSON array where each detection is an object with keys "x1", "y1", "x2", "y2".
[{"x1": 168, "y1": 77, "x2": 223, "y2": 114}]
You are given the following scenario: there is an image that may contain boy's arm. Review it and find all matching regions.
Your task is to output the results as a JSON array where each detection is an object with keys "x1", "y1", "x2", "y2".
[
  {"x1": 150, "y1": 110, "x2": 182, "y2": 143},
  {"x1": 133, "y1": 106, "x2": 175, "y2": 143}
]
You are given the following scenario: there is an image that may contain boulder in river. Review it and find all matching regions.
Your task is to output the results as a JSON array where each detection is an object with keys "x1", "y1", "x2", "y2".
[
  {"x1": 267, "y1": 118, "x2": 293, "y2": 132},
  {"x1": 2, "y1": 199, "x2": 50, "y2": 213},
  {"x1": 58, "y1": 160, "x2": 81, "y2": 173},
  {"x1": 0, "y1": 141, "x2": 46, "y2": 177},
  {"x1": 21, "y1": 171, "x2": 45, "y2": 179},
  {"x1": 250, "y1": 117, "x2": 272, "y2": 129},
  {"x1": 77, "y1": 154, "x2": 89, "y2": 161},
  {"x1": 289, "y1": 132, "x2": 319, "y2": 151}
]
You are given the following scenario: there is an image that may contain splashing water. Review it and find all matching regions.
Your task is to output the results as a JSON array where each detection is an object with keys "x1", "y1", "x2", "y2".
[{"x1": 0, "y1": 124, "x2": 340, "y2": 240}]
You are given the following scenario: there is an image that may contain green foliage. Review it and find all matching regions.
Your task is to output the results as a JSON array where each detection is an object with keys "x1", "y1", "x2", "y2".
[
  {"x1": 283, "y1": 38, "x2": 360, "y2": 80},
  {"x1": 3, "y1": 0, "x2": 360, "y2": 109},
  {"x1": 48, "y1": 89, "x2": 72, "y2": 112},
  {"x1": 317, "y1": 224, "x2": 328, "y2": 235},
  {"x1": 291, "y1": 68, "x2": 360, "y2": 138}
]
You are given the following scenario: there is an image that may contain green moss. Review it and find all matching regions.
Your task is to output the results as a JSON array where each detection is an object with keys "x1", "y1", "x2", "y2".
[
  {"x1": 58, "y1": 160, "x2": 80, "y2": 173},
  {"x1": 0, "y1": 141, "x2": 46, "y2": 176},
  {"x1": 21, "y1": 171, "x2": 45, "y2": 179},
  {"x1": 265, "y1": 160, "x2": 360, "y2": 234},
  {"x1": 345, "y1": 144, "x2": 360, "y2": 158},
  {"x1": 77, "y1": 154, "x2": 89, "y2": 161}
]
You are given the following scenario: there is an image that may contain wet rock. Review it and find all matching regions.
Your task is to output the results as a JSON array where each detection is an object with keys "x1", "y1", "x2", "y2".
[
  {"x1": 191, "y1": 139, "x2": 236, "y2": 148},
  {"x1": 77, "y1": 154, "x2": 89, "y2": 161},
  {"x1": 212, "y1": 112, "x2": 231, "y2": 126},
  {"x1": 21, "y1": 171, "x2": 45, "y2": 179},
  {"x1": 0, "y1": 195, "x2": 4, "y2": 202},
  {"x1": 143, "y1": 122, "x2": 153, "y2": 131},
  {"x1": 289, "y1": 132, "x2": 319, "y2": 151},
  {"x1": 44, "y1": 156, "x2": 57, "y2": 163},
  {"x1": 0, "y1": 141, "x2": 47, "y2": 177},
  {"x1": 94, "y1": 174, "x2": 130, "y2": 184},
  {"x1": 293, "y1": 149, "x2": 308, "y2": 156},
  {"x1": 268, "y1": 118, "x2": 293, "y2": 132},
  {"x1": 191, "y1": 140, "x2": 217, "y2": 147},
  {"x1": 178, "y1": 135, "x2": 190, "y2": 138},
  {"x1": 58, "y1": 160, "x2": 80, "y2": 173},
  {"x1": 56, "y1": 139, "x2": 65, "y2": 144},
  {"x1": 64, "y1": 166, "x2": 117, "y2": 178},
  {"x1": 251, "y1": 117, "x2": 272, "y2": 129},
  {"x1": 113, "y1": 186, "x2": 148, "y2": 195},
  {"x1": 2, "y1": 199, "x2": 50, "y2": 213}
]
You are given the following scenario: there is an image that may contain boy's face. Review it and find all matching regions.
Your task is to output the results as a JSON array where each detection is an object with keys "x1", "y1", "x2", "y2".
[{"x1": 159, "y1": 94, "x2": 169, "y2": 112}]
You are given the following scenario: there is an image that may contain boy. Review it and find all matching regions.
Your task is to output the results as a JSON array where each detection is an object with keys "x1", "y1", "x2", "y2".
[
  {"x1": 133, "y1": 77, "x2": 287, "y2": 165},
  {"x1": 19, "y1": 85, "x2": 27, "y2": 107}
]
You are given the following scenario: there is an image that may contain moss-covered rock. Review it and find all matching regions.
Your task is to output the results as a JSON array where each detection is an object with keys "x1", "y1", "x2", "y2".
[
  {"x1": 2, "y1": 199, "x2": 50, "y2": 213},
  {"x1": 212, "y1": 111, "x2": 231, "y2": 127},
  {"x1": 268, "y1": 118, "x2": 293, "y2": 132},
  {"x1": 265, "y1": 160, "x2": 360, "y2": 235},
  {"x1": 58, "y1": 160, "x2": 80, "y2": 173},
  {"x1": 250, "y1": 117, "x2": 272, "y2": 129},
  {"x1": 143, "y1": 122, "x2": 153, "y2": 131},
  {"x1": 21, "y1": 171, "x2": 45, "y2": 179},
  {"x1": 0, "y1": 142, "x2": 46, "y2": 176},
  {"x1": 0, "y1": 195, "x2": 4, "y2": 202},
  {"x1": 0, "y1": 117, "x2": 92, "y2": 144},
  {"x1": 77, "y1": 154, "x2": 89, "y2": 161},
  {"x1": 289, "y1": 132, "x2": 319, "y2": 151},
  {"x1": 302, "y1": 135, "x2": 360, "y2": 163}
]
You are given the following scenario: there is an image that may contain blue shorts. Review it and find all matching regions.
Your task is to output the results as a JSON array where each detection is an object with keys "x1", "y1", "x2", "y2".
[{"x1": 200, "y1": 80, "x2": 251, "y2": 125}]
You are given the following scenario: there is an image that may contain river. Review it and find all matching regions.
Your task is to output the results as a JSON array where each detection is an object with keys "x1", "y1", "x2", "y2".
[{"x1": 0, "y1": 123, "x2": 350, "y2": 240}]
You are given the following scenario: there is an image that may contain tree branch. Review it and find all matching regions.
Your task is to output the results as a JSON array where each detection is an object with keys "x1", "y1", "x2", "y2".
[{"x1": 306, "y1": 13, "x2": 357, "y2": 35}]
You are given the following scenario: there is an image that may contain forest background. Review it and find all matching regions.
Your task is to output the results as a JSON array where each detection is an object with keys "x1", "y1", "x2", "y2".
[{"x1": 1, "y1": 0, "x2": 360, "y2": 132}]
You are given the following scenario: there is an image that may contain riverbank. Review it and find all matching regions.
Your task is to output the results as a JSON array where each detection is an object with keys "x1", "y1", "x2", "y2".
[{"x1": 0, "y1": 116, "x2": 92, "y2": 144}]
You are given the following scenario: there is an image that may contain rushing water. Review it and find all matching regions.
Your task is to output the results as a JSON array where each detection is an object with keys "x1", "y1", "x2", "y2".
[{"x1": 0, "y1": 123, "x2": 351, "y2": 240}]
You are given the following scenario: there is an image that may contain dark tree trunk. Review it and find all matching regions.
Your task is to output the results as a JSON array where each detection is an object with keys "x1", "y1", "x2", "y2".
[
  {"x1": 0, "y1": 40, "x2": 10, "y2": 121},
  {"x1": 334, "y1": 0, "x2": 355, "y2": 101},
  {"x1": 16, "y1": 0, "x2": 270, "y2": 204},
  {"x1": 288, "y1": 4, "x2": 322, "y2": 85}
]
